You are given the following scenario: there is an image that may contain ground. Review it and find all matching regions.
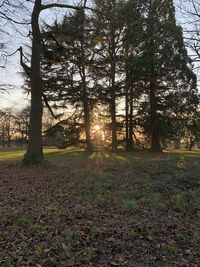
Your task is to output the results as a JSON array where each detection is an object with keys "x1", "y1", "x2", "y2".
[{"x1": 0, "y1": 148, "x2": 200, "y2": 267}]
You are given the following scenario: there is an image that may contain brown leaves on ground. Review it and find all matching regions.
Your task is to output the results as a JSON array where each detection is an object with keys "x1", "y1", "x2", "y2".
[{"x1": 0, "y1": 154, "x2": 200, "y2": 267}]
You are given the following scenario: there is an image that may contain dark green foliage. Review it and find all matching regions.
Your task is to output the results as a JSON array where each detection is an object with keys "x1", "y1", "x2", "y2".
[{"x1": 125, "y1": 0, "x2": 198, "y2": 151}]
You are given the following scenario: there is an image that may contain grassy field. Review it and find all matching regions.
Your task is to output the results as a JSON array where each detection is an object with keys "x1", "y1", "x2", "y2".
[{"x1": 0, "y1": 147, "x2": 200, "y2": 266}]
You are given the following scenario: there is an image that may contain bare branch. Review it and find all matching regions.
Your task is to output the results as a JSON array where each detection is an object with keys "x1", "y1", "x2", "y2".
[{"x1": 42, "y1": 93, "x2": 58, "y2": 119}]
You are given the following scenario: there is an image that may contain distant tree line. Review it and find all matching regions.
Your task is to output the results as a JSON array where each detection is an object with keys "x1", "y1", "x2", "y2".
[
  {"x1": 0, "y1": 107, "x2": 30, "y2": 147},
  {"x1": 0, "y1": 107, "x2": 57, "y2": 148}
]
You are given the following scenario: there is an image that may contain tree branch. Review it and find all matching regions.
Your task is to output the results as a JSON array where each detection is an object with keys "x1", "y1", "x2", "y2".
[
  {"x1": 18, "y1": 46, "x2": 30, "y2": 75},
  {"x1": 42, "y1": 93, "x2": 58, "y2": 120},
  {"x1": 41, "y1": 3, "x2": 82, "y2": 11}
]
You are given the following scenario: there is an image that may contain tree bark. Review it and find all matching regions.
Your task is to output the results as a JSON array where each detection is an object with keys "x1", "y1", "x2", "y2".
[
  {"x1": 128, "y1": 87, "x2": 134, "y2": 151},
  {"x1": 80, "y1": 12, "x2": 93, "y2": 152},
  {"x1": 174, "y1": 139, "x2": 180, "y2": 149},
  {"x1": 149, "y1": 81, "x2": 162, "y2": 152},
  {"x1": 24, "y1": 0, "x2": 44, "y2": 162},
  {"x1": 110, "y1": 94, "x2": 117, "y2": 151},
  {"x1": 125, "y1": 81, "x2": 129, "y2": 151},
  {"x1": 82, "y1": 71, "x2": 93, "y2": 151},
  {"x1": 83, "y1": 100, "x2": 93, "y2": 151},
  {"x1": 110, "y1": 32, "x2": 117, "y2": 151}
]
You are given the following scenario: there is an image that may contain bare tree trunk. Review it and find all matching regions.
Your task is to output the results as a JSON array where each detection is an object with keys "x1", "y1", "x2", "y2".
[{"x1": 24, "y1": 0, "x2": 43, "y2": 162}]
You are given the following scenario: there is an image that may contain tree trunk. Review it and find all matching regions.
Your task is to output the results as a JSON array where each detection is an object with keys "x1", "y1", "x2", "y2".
[
  {"x1": 128, "y1": 87, "x2": 134, "y2": 151},
  {"x1": 149, "y1": 81, "x2": 162, "y2": 152},
  {"x1": 110, "y1": 62, "x2": 117, "y2": 151},
  {"x1": 110, "y1": 96, "x2": 117, "y2": 151},
  {"x1": 2, "y1": 126, "x2": 5, "y2": 147},
  {"x1": 80, "y1": 14, "x2": 93, "y2": 152},
  {"x1": 83, "y1": 104, "x2": 93, "y2": 151},
  {"x1": 24, "y1": 0, "x2": 44, "y2": 163},
  {"x1": 188, "y1": 138, "x2": 195, "y2": 151},
  {"x1": 125, "y1": 82, "x2": 129, "y2": 151},
  {"x1": 124, "y1": 47, "x2": 133, "y2": 152},
  {"x1": 108, "y1": 19, "x2": 117, "y2": 151},
  {"x1": 81, "y1": 67, "x2": 93, "y2": 152},
  {"x1": 110, "y1": 46, "x2": 117, "y2": 150},
  {"x1": 174, "y1": 139, "x2": 180, "y2": 149}
]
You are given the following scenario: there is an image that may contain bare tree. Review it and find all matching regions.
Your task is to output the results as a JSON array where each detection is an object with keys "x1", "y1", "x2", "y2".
[
  {"x1": 14, "y1": 106, "x2": 30, "y2": 147},
  {"x1": 0, "y1": 108, "x2": 15, "y2": 147},
  {"x1": 179, "y1": 0, "x2": 200, "y2": 64}
]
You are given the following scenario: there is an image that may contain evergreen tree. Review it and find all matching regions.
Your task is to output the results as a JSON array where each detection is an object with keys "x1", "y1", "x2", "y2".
[
  {"x1": 131, "y1": 0, "x2": 197, "y2": 152},
  {"x1": 123, "y1": 0, "x2": 145, "y2": 151},
  {"x1": 41, "y1": 9, "x2": 96, "y2": 151},
  {"x1": 92, "y1": 0, "x2": 125, "y2": 150}
]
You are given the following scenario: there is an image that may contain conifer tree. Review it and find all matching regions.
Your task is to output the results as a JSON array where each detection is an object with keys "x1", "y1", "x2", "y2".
[
  {"x1": 41, "y1": 9, "x2": 96, "y2": 151},
  {"x1": 123, "y1": 0, "x2": 145, "y2": 151},
  {"x1": 132, "y1": 0, "x2": 197, "y2": 152},
  {"x1": 92, "y1": 0, "x2": 125, "y2": 150}
]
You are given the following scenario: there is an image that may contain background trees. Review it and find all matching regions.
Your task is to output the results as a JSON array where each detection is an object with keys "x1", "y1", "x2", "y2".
[
  {"x1": 135, "y1": 0, "x2": 197, "y2": 152},
  {"x1": 179, "y1": 0, "x2": 200, "y2": 64},
  {"x1": 0, "y1": 107, "x2": 29, "y2": 147},
  {"x1": 0, "y1": 0, "x2": 199, "y2": 159},
  {"x1": 41, "y1": 9, "x2": 96, "y2": 151},
  {"x1": 91, "y1": 0, "x2": 126, "y2": 150},
  {"x1": 17, "y1": 0, "x2": 90, "y2": 163}
]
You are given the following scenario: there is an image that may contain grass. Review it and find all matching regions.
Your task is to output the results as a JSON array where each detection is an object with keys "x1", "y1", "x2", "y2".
[
  {"x1": 166, "y1": 243, "x2": 180, "y2": 255},
  {"x1": 0, "y1": 147, "x2": 200, "y2": 266},
  {"x1": 14, "y1": 217, "x2": 30, "y2": 227},
  {"x1": 1, "y1": 146, "x2": 200, "y2": 162},
  {"x1": 122, "y1": 200, "x2": 138, "y2": 214},
  {"x1": 0, "y1": 147, "x2": 88, "y2": 161}
]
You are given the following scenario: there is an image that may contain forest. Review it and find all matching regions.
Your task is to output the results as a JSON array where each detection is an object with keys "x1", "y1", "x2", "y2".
[{"x1": 0, "y1": 0, "x2": 200, "y2": 266}]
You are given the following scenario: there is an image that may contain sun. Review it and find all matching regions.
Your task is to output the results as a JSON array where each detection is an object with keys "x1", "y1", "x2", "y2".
[{"x1": 94, "y1": 124, "x2": 100, "y2": 131}]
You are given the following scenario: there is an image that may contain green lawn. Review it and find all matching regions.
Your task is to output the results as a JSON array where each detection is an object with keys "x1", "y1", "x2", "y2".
[{"x1": 0, "y1": 147, "x2": 200, "y2": 266}]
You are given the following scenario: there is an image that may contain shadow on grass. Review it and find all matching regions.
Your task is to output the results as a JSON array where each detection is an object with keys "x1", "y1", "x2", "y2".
[
  {"x1": 0, "y1": 146, "x2": 200, "y2": 163},
  {"x1": 45, "y1": 148, "x2": 92, "y2": 159},
  {"x1": 45, "y1": 149, "x2": 184, "y2": 165}
]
